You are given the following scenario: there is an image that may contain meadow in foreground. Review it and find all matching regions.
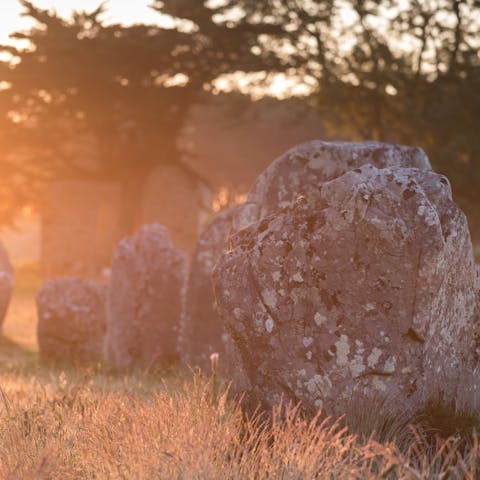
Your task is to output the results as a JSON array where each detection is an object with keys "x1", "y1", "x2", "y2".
[
  {"x1": 0, "y1": 269, "x2": 479, "y2": 479},
  {"x1": 1, "y1": 349, "x2": 480, "y2": 479}
]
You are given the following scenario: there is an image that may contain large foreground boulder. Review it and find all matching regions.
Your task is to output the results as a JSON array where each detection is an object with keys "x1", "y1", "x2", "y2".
[
  {"x1": 244, "y1": 140, "x2": 431, "y2": 222},
  {"x1": 213, "y1": 164, "x2": 477, "y2": 416},
  {"x1": 476, "y1": 264, "x2": 480, "y2": 335},
  {"x1": 104, "y1": 224, "x2": 186, "y2": 369},
  {"x1": 476, "y1": 264, "x2": 480, "y2": 293},
  {"x1": 36, "y1": 277, "x2": 106, "y2": 362}
]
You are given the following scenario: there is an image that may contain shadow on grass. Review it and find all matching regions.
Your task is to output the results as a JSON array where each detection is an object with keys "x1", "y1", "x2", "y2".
[{"x1": 414, "y1": 399, "x2": 480, "y2": 450}]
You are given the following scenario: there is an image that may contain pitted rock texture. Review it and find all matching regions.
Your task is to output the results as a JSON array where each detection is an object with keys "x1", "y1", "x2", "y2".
[
  {"x1": 0, "y1": 241, "x2": 13, "y2": 332},
  {"x1": 476, "y1": 264, "x2": 480, "y2": 293},
  {"x1": 36, "y1": 277, "x2": 106, "y2": 362},
  {"x1": 213, "y1": 164, "x2": 477, "y2": 416},
  {"x1": 244, "y1": 140, "x2": 431, "y2": 222},
  {"x1": 475, "y1": 264, "x2": 480, "y2": 342},
  {"x1": 105, "y1": 224, "x2": 186, "y2": 369},
  {"x1": 179, "y1": 206, "x2": 241, "y2": 370}
]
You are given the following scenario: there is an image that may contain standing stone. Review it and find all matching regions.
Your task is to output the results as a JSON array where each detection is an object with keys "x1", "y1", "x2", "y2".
[
  {"x1": 142, "y1": 163, "x2": 212, "y2": 254},
  {"x1": 42, "y1": 180, "x2": 123, "y2": 278},
  {"x1": 0, "y1": 241, "x2": 14, "y2": 333},
  {"x1": 475, "y1": 265, "x2": 480, "y2": 350},
  {"x1": 213, "y1": 164, "x2": 477, "y2": 416},
  {"x1": 179, "y1": 207, "x2": 240, "y2": 370},
  {"x1": 104, "y1": 224, "x2": 186, "y2": 369},
  {"x1": 36, "y1": 277, "x2": 106, "y2": 362},
  {"x1": 244, "y1": 140, "x2": 431, "y2": 222},
  {"x1": 178, "y1": 204, "x2": 255, "y2": 374},
  {"x1": 476, "y1": 264, "x2": 480, "y2": 293}
]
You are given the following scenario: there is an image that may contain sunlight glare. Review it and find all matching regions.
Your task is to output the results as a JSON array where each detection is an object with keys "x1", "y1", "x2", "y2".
[
  {"x1": 21, "y1": 204, "x2": 34, "y2": 218},
  {"x1": 0, "y1": 0, "x2": 165, "y2": 45},
  {"x1": 212, "y1": 72, "x2": 316, "y2": 100}
]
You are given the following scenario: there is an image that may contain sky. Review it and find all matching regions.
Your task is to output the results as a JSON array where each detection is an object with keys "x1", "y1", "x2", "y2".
[{"x1": 0, "y1": 0, "x2": 160, "y2": 44}]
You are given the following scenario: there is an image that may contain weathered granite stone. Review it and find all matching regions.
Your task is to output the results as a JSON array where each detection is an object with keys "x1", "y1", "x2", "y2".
[
  {"x1": 244, "y1": 140, "x2": 431, "y2": 222},
  {"x1": 213, "y1": 164, "x2": 477, "y2": 416},
  {"x1": 179, "y1": 206, "x2": 241, "y2": 370},
  {"x1": 476, "y1": 264, "x2": 480, "y2": 293},
  {"x1": 475, "y1": 264, "x2": 480, "y2": 349},
  {"x1": 104, "y1": 224, "x2": 186, "y2": 369},
  {"x1": 36, "y1": 277, "x2": 106, "y2": 362},
  {"x1": 178, "y1": 204, "x2": 256, "y2": 387},
  {"x1": 0, "y1": 241, "x2": 14, "y2": 332}
]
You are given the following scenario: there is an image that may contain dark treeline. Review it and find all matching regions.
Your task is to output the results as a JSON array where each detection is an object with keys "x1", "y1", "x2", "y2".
[{"x1": 0, "y1": 0, "x2": 479, "y2": 240}]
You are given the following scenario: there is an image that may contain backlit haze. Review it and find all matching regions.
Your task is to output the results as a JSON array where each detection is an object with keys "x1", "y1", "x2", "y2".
[
  {"x1": 0, "y1": 0, "x2": 356, "y2": 40},
  {"x1": 0, "y1": 0, "x2": 311, "y2": 98},
  {"x1": 0, "y1": 1, "x2": 163, "y2": 264},
  {"x1": 0, "y1": 0, "x2": 159, "y2": 44}
]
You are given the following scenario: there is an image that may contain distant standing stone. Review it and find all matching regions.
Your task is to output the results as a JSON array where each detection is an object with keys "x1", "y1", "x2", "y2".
[
  {"x1": 104, "y1": 224, "x2": 186, "y2": 369},
  {"x1": 0, "y1": 241, "x2": 14, "y2": 333},
  {"x1": 179, "y1": 206, "x2": 242, "y2": 370},
  {"x1": 214, "y1": 162, "x2": 477, "y2": 416},
  {"x1": 36, "y1": 277, "x2": 106, "y2": 362}
]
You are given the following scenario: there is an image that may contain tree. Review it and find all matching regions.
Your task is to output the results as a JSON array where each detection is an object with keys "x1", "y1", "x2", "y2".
[
  {"x1": 1, "y1": 0, "x2": 478, "y2": 239},
  {"x1": 0, "y1": 0, "x2": 287, "y2": 231},
  {"x1": 312, "y1": 0, "x2": 480, "y2": 236},
  {"x1": 1, "y1": 2, "x2": 201, "y2": 231},
  {"x1": 208, "y1": 0, "x2": 480, "y2": 237}
]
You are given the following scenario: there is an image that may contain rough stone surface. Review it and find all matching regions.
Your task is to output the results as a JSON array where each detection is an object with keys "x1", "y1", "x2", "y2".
[
  {"x1": 178, "y1": 204, "x2": 255, "y2": 385},
  {"x1": 36, "y1": 277, "x2": 106, "y2": 362},
  {"x1": 105, "y1": 224, "x2": 186, "y2": 369},
  {"x1": 213, "y1": 164, "x2": 477, "y2": 416},
  {"x1": 476, "y1": 264, "x2": 480, "y2": 293},
  {"x1": 475, "y1": 264, "x2": 480, "y2": 333},
  {"x1": 179, "y1": 206, "x2": 241, "y2": 370},
  {"x1": 244, "y1": 140, "x2": 431, "y2": 223},
  {"x1": 0, "y1": 241, "x2": 14, "y2": 332}
]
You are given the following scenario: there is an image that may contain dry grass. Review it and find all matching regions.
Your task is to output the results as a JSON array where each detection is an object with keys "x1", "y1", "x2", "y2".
[
  {"x1": 0, "y1": 362, "x2": 479, "y2": 479},
  {"x1": 0, "y1": 266, "x2": 479, "y2": 478}
]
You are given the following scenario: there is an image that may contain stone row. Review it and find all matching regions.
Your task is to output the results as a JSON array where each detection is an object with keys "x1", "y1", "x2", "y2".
[{"x1": 32, "y1": 141, "x2": 480, "y2": 416}]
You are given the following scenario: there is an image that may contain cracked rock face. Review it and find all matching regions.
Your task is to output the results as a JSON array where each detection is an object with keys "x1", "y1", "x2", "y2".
[
  {"x1": 244, "y1": 140, "x2": 431, "y2": 223},
  {"x1": 475, "y1": 265, "x2": 480, "y2": 345},
  {"x1": 36, "y1": 277, "x2": 106, "y2": 362},
  {"x1": 179, "y1": 206, "x2": 241, "y2": 371},
  {"x1": 476, "y1": 265, "x2": 480, "y2": 295},
  {"x1": 0, "y1": 241, "x2": 13, "y2": 332},
  {"x1": 213, "y1": 164, "x2": 477, "y2": 416},
  {"x1": 105, "y1": 224, "x2": 186, "y2": 369}
]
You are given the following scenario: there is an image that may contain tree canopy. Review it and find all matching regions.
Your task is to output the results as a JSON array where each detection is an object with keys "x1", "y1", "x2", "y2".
[
  {"x1": 193, "y1": 0, "x2": 479, "y2": 234},
  {"x1": 0, "y1": 0, "x2": 479, "y2": 238},
  {"x1": 0, "y1": 0, "x2": 288, "y2": 227}
]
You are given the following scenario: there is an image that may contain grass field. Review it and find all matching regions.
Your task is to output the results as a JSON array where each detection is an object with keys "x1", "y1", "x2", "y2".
[{"x1": 0, "y1": 267, "x2": 479, "y2": 478}]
